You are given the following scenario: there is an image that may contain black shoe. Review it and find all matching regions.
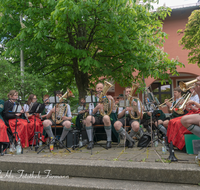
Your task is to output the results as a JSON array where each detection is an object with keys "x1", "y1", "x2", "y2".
[
  {"x1": 106, "y1": 141, "x2": 111, "y2": 149},
  {"x1": 128, "y1": 140, "x2": 135, "y2": 148},
  {"x1": 59, "y1": 141, "x2": 64, "y2": 149},
  {"x1": 87, "y1": 141, "x2": 94, "y2": 150}
]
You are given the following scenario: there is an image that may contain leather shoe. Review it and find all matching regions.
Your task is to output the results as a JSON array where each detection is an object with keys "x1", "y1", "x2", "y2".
[
  {"x1": 128, "y1": 140, "x2": 135, "y2": 148},
  {"x1": 59, "y1": 141, "x2": 64, "y2": 149},
  {"x1": 106, "y1": 141, "x2": 111, "y2": 149},
  {"x1": 87, "y1": 141, "x2": 94, "y2": 150}
]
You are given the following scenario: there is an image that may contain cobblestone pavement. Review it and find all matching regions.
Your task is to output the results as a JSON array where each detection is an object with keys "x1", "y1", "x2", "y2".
[{"x1": 7, "y1": 140, "x2": 197, "y2": 166}]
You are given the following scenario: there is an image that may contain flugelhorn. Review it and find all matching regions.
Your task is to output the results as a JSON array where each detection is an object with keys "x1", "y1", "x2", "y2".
[{"x1": 179, "y1": 79, "x2": 197, "y2": 92}]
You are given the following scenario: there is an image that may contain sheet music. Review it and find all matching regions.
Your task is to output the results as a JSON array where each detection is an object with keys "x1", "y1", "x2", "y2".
[
  {"x1": 12, "y1": 104, "x2": 22, "y2": 113},
  {"x1": 85, "y1": 95, "x2": 96, "y2": 103},
  {"x1": 49, "y1": 96, "x2": 59, "y2": 103}
]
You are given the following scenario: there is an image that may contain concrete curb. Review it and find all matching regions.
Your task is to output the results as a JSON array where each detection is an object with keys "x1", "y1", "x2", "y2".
[{"x1": 0, "y1": 157, "x2": 200, "y2": 185}]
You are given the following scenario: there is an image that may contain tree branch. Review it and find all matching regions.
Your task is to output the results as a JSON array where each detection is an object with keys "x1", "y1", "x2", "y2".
[{"x1": 43, "y1": 64, "x2": 72, "y2": 76}]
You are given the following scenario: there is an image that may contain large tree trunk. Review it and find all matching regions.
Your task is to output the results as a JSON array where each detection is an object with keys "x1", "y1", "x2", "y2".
[{"x1": 72, "y1": 58, "x2": 89, "y2": 102}]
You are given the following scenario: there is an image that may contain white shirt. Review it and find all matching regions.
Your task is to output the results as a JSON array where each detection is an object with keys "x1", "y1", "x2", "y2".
[
  {"x1": 118, "y1": 100, "x2": 141, "y2": 115},
  {"x1": 23, "y1": 104, "x2": 29, "y2": 112},
  {"x1": 45, "y1": 104, "x2": 53, "y2": 115},
  {"x1": 88, "y1": 97, "x2": 116, "y2": 115},
  {"x1": 190, "y1": 94, "x2": 199, "y2": 104},
  {"x1": 64, "y1": 104, "x2": 72, "y2": 117}
]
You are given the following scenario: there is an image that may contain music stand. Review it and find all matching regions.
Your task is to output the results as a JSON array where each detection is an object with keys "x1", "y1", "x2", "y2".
[
  {"x1": 11, "y1": 103, "x2": 22, "y2": 146},
  {"x1": 37, "y1": 92, "x2": 71, "y2": 154},
  {"x1": 29, "y1": 102, "x2": 45, "y2": 151}
]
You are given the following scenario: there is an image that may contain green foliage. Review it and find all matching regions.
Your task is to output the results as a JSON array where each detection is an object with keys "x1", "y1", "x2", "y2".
[
  {"x1": 0, "y1": 0, "x2": 183, "y2": 99},
  {"x1": 155, "y1": 158, "x2": 171, "y2": 163},
  {"x1": 0, "y1": 58, "x2": 49, "y2": 100},
  {"x1": 71, "y1": 116, "x2": 77, "y2": 125},
  {"x1": 178, "y1": 9, "x2": 200, "y2": 66}
]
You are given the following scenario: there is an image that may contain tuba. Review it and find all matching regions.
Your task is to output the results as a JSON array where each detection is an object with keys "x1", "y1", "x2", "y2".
[
  {"x1": 52, "y1": 90, "x2": 70, "y2": 124},
  {"x1": 127, "y1": 84, "x2": 143, "y2": 120},
  {"x1": 99, "y1": 81, "x2": 114, "y2": 116}
]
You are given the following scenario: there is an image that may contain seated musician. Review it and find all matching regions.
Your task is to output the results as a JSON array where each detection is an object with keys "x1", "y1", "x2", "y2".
[
  {"x1": 161, "y1": 87, "x2": 186, "y2": 130},
  {"x1": 141, "y1": 96, "x2": 154, "y2": 133},
  {"x1": 76, "y1": 98, "x2": 88, "y2": 130},
  {"x1": 42, "y1": 91, "x2": 72, "y2": 147},
  {"x1": 189, "y1": 87, "x2": 199, "y2": 103},
  {"x1": 23, "y1": 94, "x2": 37, "y2": 116},
  {"x1": 84, "y1": 83, "x2": 115, "y2": 149},
  {"x1": 24, "y1": 94, "x2": 44, "y2": 145},
  {"x1": 180, "y1": 77, "x2": 200, "y2": 138},
  {"x1": 3, "y1": 90, "x2": 29, "y2": 148},
  {"x1": 114, "y1": 87, "x2": 143, "y2": 148},
  {"x1": 41, "y1": 94, "x2": 53, "y2": 120},
  {"x1": 115, "y1": 94, "x2": 123, "y2": 107},
  {"x1": 0, "y1": 99, "x2": 9, "y2": 147},
  {"x1": 167, "y1": 84, "x2": 200, "y2": 151}
]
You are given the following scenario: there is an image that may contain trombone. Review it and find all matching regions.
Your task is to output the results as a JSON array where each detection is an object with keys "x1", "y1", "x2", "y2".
[
  {"x1": 179, "y1": 79, "x2": 197, "y2": 92},
  {"x1": 158, "y1": 97, "x2": 174, "y2": 107},
  {"x1": 169, "y1": 92, "x2": 188, "y2": 112}
]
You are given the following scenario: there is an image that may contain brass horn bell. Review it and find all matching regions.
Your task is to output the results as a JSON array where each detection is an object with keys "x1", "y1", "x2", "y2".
[{"x1": 179, "y1": 79, "x2": 197, "y2": 92}]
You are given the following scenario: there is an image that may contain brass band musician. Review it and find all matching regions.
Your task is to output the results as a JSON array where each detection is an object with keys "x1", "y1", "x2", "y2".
[
  {"x1": 114, "y1": 87, "x2": 143, "y2": 148},
  {"x1": 42, "y1": 91, "x2": 72, "y2": 148},
  {"x1": 84, "y1": 82, "x2": 115, "y2": 150}
]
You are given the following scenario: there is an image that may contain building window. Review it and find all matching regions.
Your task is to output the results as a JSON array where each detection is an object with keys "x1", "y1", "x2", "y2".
[{"x1": 152, "y1": 82, "x2": 172, "y2": 104}]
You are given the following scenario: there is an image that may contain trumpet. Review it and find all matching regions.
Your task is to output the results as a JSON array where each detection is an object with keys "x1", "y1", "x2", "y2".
[
  {"x1": 158, "y1": 97, "x2": 174, "y2": 107},
  {"x1": 179, "y1": 79, "x2": 197, "y2": 92}
]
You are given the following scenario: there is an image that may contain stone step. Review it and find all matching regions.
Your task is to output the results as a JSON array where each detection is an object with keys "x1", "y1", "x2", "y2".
[
  {"x1": 0, "y1": 172, "x2": 199, "y2": 190},
  {"x1": 0, "y1": 156, "x2": 200, "y2": 185}
]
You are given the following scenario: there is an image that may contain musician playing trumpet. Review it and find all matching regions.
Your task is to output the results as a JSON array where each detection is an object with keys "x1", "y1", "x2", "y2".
[{"x1": 162, "y1": 87, "x2": 185, "y2": 128}]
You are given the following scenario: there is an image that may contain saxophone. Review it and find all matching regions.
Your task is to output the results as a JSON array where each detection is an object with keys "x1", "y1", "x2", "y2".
[
  {"x1": 127, "y1": 84, "x2": 142, "y2": 120},
  {"x1": 99, "y1": 81, "x2": 114, "y2": 116},
  {"x1": 52, "y1": 91, "x2": 69, "y2": 124}
]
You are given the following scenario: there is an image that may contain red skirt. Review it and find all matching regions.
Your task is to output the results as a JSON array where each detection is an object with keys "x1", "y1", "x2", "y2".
[
  {"x1": 9, "y1": 118, "x2": 29, "y2": 148},
  {"x1": 27, "y1": 115, "x2": 44, "y2": 145},
  {"x1": 0, "y1": 119, "x2": 9, "y2": 143},
  {"x1": 167, "y1": 109, "x2": 200, "y2": 150}
]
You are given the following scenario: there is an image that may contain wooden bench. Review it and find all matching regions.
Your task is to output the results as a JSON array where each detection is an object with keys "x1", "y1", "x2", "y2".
[
  {"x1": 51, "y1": 124, "x2": 75, "y2": 128},
  {"x1": 51, "y1": 125, "x2": 63, "y2": 128}
]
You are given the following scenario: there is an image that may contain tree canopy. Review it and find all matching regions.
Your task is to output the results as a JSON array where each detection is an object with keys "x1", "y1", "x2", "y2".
[
  {"x1": 178, "y1": 9, "x2": 200, "y2": 66},
  {"x1": 0, "y1": 0, "x2": 183, "y2": 99},
  {"x1": 0, "y1": 57, "x2": 48, "y2": 100}
]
